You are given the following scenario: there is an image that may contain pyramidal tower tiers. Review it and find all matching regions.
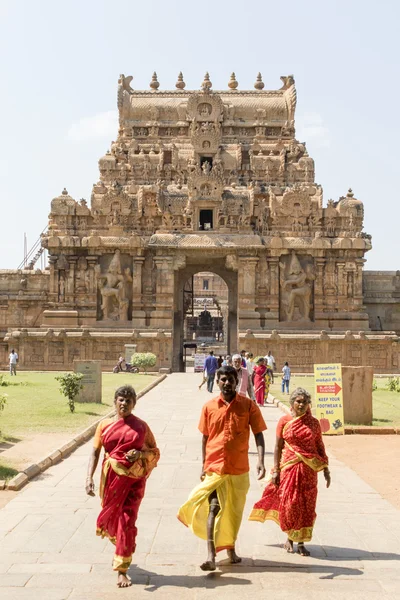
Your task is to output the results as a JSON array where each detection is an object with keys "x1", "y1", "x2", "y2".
[{"x1": 2, "y1": 72, "x2": 398, "y2": 373}]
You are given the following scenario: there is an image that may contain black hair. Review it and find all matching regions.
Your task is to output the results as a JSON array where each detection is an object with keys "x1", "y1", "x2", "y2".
[
  {"x1": 284, "y1": 361, "x2": 289, "y2": 366},
  {"x1": 209, "y1": 350, "x2": 214, "y2": 355},
  {"x1": 216, "y1": 365, "x2": 238, "y2": 381},
  {"x1": 114, "y1": 385, "x2": 137, "y2": 403}
]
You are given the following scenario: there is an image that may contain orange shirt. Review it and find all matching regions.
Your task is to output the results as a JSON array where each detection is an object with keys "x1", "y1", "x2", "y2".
[{"x1": 198, "y1": 393, "x2": 267, "y2": 475}]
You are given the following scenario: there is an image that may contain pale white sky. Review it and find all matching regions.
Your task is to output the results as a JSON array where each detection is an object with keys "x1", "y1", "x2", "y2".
[{"x1": 0, "y1": 0, "x2": 399, "y2": 270}]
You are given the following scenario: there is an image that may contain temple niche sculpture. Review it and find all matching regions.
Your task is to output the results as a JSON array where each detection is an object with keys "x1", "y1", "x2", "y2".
[{"x1": 0, "y1": 70, "x2": 398, "y2": 372}]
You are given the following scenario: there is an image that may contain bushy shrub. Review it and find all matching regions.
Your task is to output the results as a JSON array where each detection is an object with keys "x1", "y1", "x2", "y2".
[
  {"x1": 130, "y1": 352, "x2": 157, "y2": 373},
  {"x1": 0, "y1": 375, "x2": 9, "y2": 387},
  {"x1": 55, "y1": 373, "x2": 84, "y2": 412},
  {"x1": 372, "y1": 379, "x2": 378, "y2": 391},
  {"x1": 386, "y1": 377, "x2": 400, "y2": 393}
]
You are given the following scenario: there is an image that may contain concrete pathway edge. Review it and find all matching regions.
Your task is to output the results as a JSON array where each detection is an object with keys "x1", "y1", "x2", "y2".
[{"x1": 5, "y1": 374, "x2": 168, "y2": 492}]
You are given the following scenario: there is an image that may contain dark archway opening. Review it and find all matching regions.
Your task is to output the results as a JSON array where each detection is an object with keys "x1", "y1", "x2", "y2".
[{"x1": 199, "y1": 209, "x2": 213, "y2": 231}]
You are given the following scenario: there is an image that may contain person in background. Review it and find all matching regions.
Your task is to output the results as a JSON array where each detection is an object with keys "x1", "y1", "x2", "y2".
[
  {"x1": 217, "y1": 355, "x2": 224, "y2": 369},
  {"x1": 9, "y1": 349, "x2": 18, "y2": 376},
  {"x1": 232, "y1": 354, "x2": 254, "y2": 399},
  {"x1": 240, "y1": 350, "x2": 247, "y2": 367},
  {"x1": 222, "y1": 355, "x2": 232, "y2": 367},
  {"x1": 252, "y1": 357, "x2": 268, "y2": 407},
  {"x1": 264, "y1": 350, "x2": 275, "y2": 384},
  {"x1": 245, "y1": 352, "x2": 255, "y2": 376},
  {"x1": 281, "y1": 361, "x2": 291, "y2": 394},
  {"x1": 204, "y1": 350, "x2": 218, "y2": 393}
]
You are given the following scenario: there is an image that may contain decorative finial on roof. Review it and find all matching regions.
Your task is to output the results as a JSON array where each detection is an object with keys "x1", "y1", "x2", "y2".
[
  {"x1": 175, "y1": 72, "x2": 186, "y2": 89},
  {"x1": 347, "y1": 188, "x2": 354, "y2": 197},
  {"x1": 62, "y1": 188, "x2": 68, "y2": 195},
  {"x1": 201, "y1": 72, "x2": 212, "y2": 91},
  {"x1": 254, "y1": 72, "x2": 265, "y2": 90},
  {"x1": 228, "y1": 72, "x2": 238, "y2": 89},
  {"x1": 150, "y1": 72, "x2": 160, "y2": 90}
]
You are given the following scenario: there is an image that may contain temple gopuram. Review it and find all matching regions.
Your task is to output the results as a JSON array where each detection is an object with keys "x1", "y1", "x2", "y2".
[{"x1": 1, "y1": 71, "x2": 399, "y2": 372}]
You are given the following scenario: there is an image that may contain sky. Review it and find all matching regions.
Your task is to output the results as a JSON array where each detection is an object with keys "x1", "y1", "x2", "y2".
[{"x1": 0, "y1": 0, "x2": 399, "y2": 270}]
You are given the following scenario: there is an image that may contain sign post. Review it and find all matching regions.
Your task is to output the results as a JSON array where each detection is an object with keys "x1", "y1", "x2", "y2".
[
  {"x1": 194, "y1": 353, "x2": 206, "y2": 373},
  {"x1": 314, "y1": 363, "x2": 344, "y2": 435}
]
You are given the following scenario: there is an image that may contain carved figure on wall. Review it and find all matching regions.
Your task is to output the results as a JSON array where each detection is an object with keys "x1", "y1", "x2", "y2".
[
  {"x1": 183, "y1": 198, "x2": 193, "y2": 229},
  {"x1": 201, "y1": 160, "x2": 211, "y2": 175},
  {"x1": 280, "y1": 252, "x2": 314, "y2": 321},
  {"x1": 95, "y1": 250, "x2": 132, "y2": 321},
  {"x1": 58, "y1": 272, "x2": 66, "y2": 303}
]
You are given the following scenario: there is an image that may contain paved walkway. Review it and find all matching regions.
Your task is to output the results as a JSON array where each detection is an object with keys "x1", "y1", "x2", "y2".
[{"x1": 0, "y1": 374, "x2": 399, "y2": 599}]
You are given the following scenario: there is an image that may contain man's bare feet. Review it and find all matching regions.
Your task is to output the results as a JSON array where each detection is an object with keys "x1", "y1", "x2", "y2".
[
  {"x1": 284, "y1": 539, "x2": 294, "y2": 553},
  {"x1": 200, "y1": 558, "x2": 216, "y2": 571},
  {"x1": 227, "y1": 548, "x2": 242, "y2": 564},
  {"x1": 297, "y1": 543, "x2": 310, "y2": 556},
  {"x1": 117, "y1": 572, "x2": 132, "y2": 587}
]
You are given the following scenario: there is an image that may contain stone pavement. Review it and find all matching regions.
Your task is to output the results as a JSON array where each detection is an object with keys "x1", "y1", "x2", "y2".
[{"x1": 0, "y1": 373, "x2": 399, "y2": 599}]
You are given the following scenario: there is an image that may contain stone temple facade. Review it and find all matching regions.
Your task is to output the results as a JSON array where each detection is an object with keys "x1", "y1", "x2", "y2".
[{"x1": 1, "y1": 71, "x2": 399, "y2": 372}]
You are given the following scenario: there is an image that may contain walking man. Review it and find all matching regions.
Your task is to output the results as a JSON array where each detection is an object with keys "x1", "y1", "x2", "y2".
[
  {"x1": 178, "y1": 365, "x2": 266, "y2": 571},
  {"x1": 204, "y1": 350, "x2": 218, "y2": 393},
  {"x1": 9, "y1": 349, "x2": 18, "y2": 376},
  {"x1": 264, "y1": 350, "x2": 276, "y2": 383}
]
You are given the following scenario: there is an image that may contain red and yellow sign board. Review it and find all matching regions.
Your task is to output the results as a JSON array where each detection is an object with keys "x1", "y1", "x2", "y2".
[{"x1": 314, "y1": 363, "x2": 344, "y2": 435}]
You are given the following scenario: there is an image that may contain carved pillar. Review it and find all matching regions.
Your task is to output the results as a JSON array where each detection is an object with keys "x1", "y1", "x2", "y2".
[
  {"x1": 48, "y1": 255, "x2": 58, "y2": 300},
  {"x1": 314, "y1": 258, "x2": 326, "y2": 318},
  {"x1": 238, "y1": 257, "x2": 260, "y2": 329},
  {"x1": 265, "y1": 257, "x2": 279, "y2": 321},
  {"x1": 132, "y1": 256, "x2": 146, "y2": 328},
  {"x1": 151, "y1": 257, "x2": 174, "y2": 329},
  {"x1": 66, "y1": 256, "x2": 77, "y2": 304}
]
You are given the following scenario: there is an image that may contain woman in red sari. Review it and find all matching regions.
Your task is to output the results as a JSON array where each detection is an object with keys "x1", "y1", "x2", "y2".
[
  {"x1": 252, "y1": 357, "x2": 268, "y2": 406},
  {"x1": 249, "y1": 387, "x2": 331, "y2": 556},
  {"x1": 86, "y1": 385, "x2": 160, "y2": 588}
]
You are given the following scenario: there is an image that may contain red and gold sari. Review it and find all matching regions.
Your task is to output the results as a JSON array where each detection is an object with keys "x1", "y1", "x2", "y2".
[
  {"x1": 95, "y1": 415, "x2": 160, "y2": 572},
  {"x1": 249, "y1": 410, "x2": 328, "y2": 542},
  {"x1": 253, "y1": 364, "x2": 268, "y2": 406}
]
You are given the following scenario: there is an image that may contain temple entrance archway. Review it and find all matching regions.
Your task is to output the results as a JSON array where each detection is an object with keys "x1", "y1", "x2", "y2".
[{"x1": 172, "y1": 260, "x2": 238, "y2": 372}]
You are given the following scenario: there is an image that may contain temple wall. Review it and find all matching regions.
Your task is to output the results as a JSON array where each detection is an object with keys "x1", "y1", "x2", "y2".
[
  {"x1": 1, "y1": 329, "x2": 172, "y2": 372},
  {"x1": 0, "y1": 270, "x2": 49, "y2": 329},
  {"x1": 239, "y1": 331, "x2": 399, "y2": 374},
  {"x1": 363, "y1": 271, "x2": 400, "y2": 334}
]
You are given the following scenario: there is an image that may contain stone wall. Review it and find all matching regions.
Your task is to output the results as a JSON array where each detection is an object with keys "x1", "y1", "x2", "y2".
[
  {"x1": 363, "y1": 271, "x2": 400, "y2": 334},
  {"x1": 238, "y1": 331, "x2": 399, "y2": 373},
  {"x1": 1, "y1": 329, "x2": 172, "y2": 372}
]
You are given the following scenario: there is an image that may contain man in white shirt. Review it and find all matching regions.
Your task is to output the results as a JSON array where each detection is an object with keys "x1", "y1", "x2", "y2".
[
  {"x1": 264, "y1": 350, "x2": 275, "y2": 383},
  {"x1": 9, "y1": 349, "x2": 18, "y2": 376}
]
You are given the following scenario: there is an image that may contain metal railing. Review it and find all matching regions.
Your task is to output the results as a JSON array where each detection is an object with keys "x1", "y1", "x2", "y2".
[{"x1": 17, "y1": 227, "x2": 48, "y2": 270}]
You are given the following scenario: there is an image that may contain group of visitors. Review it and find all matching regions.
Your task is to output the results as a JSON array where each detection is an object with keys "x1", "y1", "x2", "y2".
[
  {"x1": 87, "y1": 373, "x2": 330, "y2": 587},
  {"x1": 201, "y1": 349, "x2": 291, "y2": 403}
]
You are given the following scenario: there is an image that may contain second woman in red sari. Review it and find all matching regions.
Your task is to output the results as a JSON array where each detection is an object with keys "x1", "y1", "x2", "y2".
[
  {"x1": 252, "y1": 357, "x2": 268, "y2": 406},
  {"x1": 249, "y1": 387, "x2": 331, "y2": 556},
  {"x1": 86, "y1": 385, "x2": 160, "y2": 588}
]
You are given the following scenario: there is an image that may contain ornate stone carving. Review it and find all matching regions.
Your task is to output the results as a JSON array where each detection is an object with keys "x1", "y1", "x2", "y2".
[
  {"x1": 280, "y1": 252, "x2": 315, "y2": 321},
  {"x1": 95, "y1": 250, "x2": 132, "y2": 321}
]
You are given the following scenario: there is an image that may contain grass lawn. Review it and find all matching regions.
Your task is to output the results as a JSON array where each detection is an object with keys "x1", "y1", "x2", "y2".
[
  {"x1": 0, "y1": 371, "x2": 155, "y2": 444},
  {"x1": 271, "y1": 376, "x2": 400, "y2": 427}
]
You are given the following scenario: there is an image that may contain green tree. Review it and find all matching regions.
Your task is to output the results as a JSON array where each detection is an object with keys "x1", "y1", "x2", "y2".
[{"x1": 55, "y1": 373, "x2": 84, "y2": 413}]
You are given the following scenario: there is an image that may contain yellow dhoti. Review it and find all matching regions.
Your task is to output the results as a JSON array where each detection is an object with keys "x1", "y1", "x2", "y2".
[{"x1": 177, "y1": 472, "x2": 250, "y2": 552}]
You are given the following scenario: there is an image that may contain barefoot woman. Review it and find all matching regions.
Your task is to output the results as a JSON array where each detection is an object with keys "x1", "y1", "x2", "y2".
[
  {"x1": 249, "y1": 387, "x2": 331, "y2": 556},
  {"x1": 86, "y1": 385, "x2": 160, "y2": 587},
  {"x1": 178, "y1": 366, "x2": 267, "y2": 571}
]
